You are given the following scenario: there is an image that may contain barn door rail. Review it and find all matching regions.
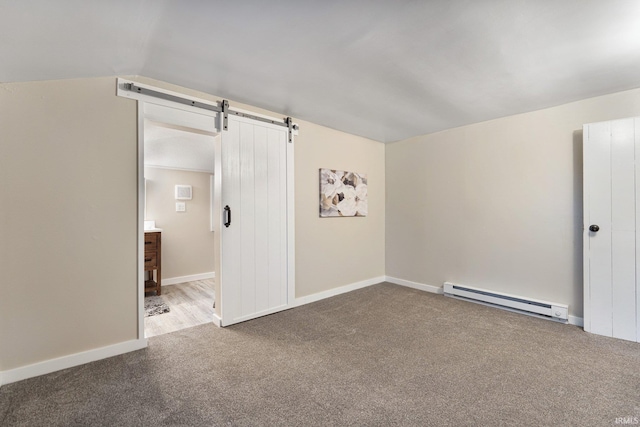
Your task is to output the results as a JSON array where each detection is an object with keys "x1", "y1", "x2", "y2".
[{"x1": 121, "y1": 82, "x2": 297, "y2": 142}]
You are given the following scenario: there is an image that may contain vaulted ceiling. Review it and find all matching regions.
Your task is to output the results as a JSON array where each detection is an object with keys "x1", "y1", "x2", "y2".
[{"x1": 2, "y1": 1, "x2": 640, "y2": 142}]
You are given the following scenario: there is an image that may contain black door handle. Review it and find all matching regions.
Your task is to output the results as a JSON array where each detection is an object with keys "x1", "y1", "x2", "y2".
[
  {"x1": 589, "y1": 224, "x2": 600, "y2": 232},
  {"x1": 224, "y1": 205, "x2": 231, "y2": 228}
]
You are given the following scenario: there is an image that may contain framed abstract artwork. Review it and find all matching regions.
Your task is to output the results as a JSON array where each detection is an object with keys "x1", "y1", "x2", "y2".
[{"x1": 319, "y1": 168, "x2": 367, "y2": 217}]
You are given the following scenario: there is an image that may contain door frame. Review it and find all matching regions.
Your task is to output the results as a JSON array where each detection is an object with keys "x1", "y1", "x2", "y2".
[{"x1": 117, "y1": 78, "x2": 296, "y2": 333}]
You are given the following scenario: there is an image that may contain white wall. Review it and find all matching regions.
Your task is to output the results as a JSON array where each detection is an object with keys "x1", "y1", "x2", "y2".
[
  {"x1": 0, "y1": 77, "x2": 138, "y2": 371},
  {"x1": 293, "y1": 118, "x2": 386, "y2": 297},
  {"x1": 144, "y1": 167, "x2": 215, "y2": 281},
  {"x1": 386, "y1": 87, "x2": 640, "y2": 317}
]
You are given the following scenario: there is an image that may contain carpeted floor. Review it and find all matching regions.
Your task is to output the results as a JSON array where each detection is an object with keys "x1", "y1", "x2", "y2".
[{"x1": 1, "y1": 282, "x2": 639, "y2": 426}]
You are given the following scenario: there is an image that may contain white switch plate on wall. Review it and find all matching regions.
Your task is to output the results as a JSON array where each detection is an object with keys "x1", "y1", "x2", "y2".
[{"x1": 176, "y1": 202, "x2": 186, "y2": 212}]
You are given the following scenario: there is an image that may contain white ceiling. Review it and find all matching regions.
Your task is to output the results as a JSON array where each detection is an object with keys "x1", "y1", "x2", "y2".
[
  {"x1": 3, "y1": 1, "x2": 640, "y2": 142},
  {"x1": 144, "y1": 120, "x2": 216, "y2": 173}
]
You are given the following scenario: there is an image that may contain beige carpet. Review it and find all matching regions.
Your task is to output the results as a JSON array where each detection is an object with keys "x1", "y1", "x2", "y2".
[{"x1": 1, "y1": 282, "x2": 639, "y2": 426}]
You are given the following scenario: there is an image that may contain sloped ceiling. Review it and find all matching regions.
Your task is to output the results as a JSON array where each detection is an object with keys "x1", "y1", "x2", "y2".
[{"x1": 2, "y1": 1, "x2": 640, "y2": 142}]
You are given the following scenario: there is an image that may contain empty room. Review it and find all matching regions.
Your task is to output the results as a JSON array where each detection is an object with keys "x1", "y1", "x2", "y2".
[{"x1": 1, "y1": 1, "x2": 640, "y2": 426}]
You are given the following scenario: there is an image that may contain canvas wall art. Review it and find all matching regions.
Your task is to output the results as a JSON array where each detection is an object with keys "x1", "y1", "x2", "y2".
[{"x1": 319, "y1": 168, "x2": 368, "y2": 217}]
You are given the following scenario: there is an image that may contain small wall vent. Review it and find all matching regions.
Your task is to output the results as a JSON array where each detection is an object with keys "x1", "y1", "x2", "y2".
[{"x1": 175, "y1": 185, "x2": 192, "y2": 200}]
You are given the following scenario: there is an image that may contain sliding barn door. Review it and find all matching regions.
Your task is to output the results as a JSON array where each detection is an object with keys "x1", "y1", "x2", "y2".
[
  {"x1": 583, "y1": 117, "x2": 640, "y2": 342},
  {"x1": 220, "y1": 115, "x2": 288, "y2": 326}
]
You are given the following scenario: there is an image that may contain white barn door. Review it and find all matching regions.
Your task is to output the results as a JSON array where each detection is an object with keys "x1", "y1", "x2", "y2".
[
  {"x1": 219, "y1": 114, "x2": 289, "y2": 326},
  {"x1": 583, "y1": 117, "x2": 639, "y2": 342}
]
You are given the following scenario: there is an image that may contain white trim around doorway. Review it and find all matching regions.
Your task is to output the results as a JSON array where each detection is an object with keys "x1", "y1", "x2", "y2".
[{"x1": 117, "y1": 78, "x2": 296, "y2": 329}]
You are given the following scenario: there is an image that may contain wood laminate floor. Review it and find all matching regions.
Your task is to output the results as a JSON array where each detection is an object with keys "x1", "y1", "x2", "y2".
[{"x1": 144, "y1": 279, "x2": 215, "y2": 338}]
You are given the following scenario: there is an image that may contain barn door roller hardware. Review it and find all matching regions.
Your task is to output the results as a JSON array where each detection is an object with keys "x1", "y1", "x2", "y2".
[
  {"x1": 285, "y1": 117, "x2": 294, "y2": 143},
  {"x1": 122, "y1": 82, "x2": 297, "y2": 142},
  {"x1": 222, "y1": 100, "x2": 298, "y2": 143},
  {"x1": 221, "y1": 99, "x2": 229, "y2": 131}
]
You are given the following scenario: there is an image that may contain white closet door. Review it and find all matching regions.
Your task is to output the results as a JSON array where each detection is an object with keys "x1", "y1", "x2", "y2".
[
  {"x1": 584, "y1": 118, "x2": 638, "y2": 341},
  {"x1": 220, "y1": 115, "x2": 288, "y2": 326}
]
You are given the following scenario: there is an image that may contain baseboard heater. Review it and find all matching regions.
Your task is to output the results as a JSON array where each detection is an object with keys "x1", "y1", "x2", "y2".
[{"x1": 443, "y1": 282, "x2": 568, "y2": 322}]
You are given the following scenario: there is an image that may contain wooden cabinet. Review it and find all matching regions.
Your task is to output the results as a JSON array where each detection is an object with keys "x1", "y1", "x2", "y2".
[{"x1": 144, "y1": 231, "x2": 162, "y2": 295}]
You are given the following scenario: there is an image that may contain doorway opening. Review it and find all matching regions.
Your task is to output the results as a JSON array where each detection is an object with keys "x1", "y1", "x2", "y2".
[
  {"x1": 120, "y1": 79, "x2": 296, "y2": 334},
  {"x1": 141, "y1": 104, "x2": 218, "y2": 338}
]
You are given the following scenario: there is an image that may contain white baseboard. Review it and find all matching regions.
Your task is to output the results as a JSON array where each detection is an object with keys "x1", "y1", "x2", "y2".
[
  {"x1": 212, "y1": 312, "x2": 222, "y2": 327},
  {"x1": 384, "y1": 276, "x2": 443, "y2": 294},
  {"x1": 0, "y1": 338, "x2": 147, "y2": 387},
  {"x1": 214, "y1": 277, "x2": 384, "y2": 326},
  {"x1": 568, "y1": 315, "x2": 584, "y2": 327},
  {"x1": 293, "y1": 276, "x2": 386, "y2": 307},
  {"x1": 162, "y1": 271, "x2": 215, "y2": 287}
]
